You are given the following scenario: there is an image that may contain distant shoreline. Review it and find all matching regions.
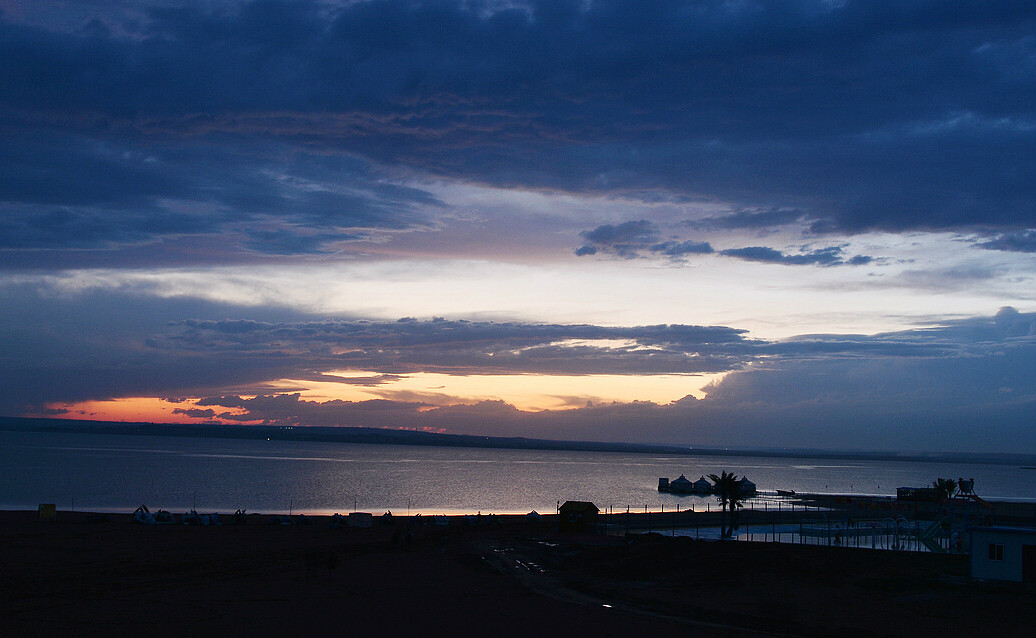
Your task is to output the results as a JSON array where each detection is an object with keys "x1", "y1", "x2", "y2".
[
  {"x1": 9, "y1": 490, "x2": 1034, "y2": 524},
  {"x1": 3, "y1": 415, "x2": 1034, "y2": 466}
]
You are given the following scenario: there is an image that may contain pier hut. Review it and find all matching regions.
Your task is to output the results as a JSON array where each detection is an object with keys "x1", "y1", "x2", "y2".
[
  {"x1": 670, "y1": 475, "x2": 693, "y2": 493},
  {"x1": 658, "y1": 474, "x2": 694, "y2": 493},
  {"x1": 739, "y1": 477, "x2": 757, "y2": 497},
  {"x1": 692, "y1": 476, "x2": 713, "y2": 494}
]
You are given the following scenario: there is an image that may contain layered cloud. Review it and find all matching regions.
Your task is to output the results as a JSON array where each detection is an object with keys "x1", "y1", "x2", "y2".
[
  {"x1": 190, "y1": 308, "x2": 1036, "y2": 452},
  {"x1": 0, "y1": 1, "x2": 1033, "y2": 454},
  {"x1": 1, "y1": 279, "x2": 1031, "y2": 451},
  {"x1": 574, "y1": 220, "x2": 874, "y2": 265},
  {"x1": 0, "y1": 0, "x2": 1032, "y2": 260},
  {"x1": 147, "y1": 308, "x2": 1036, "y2": 452}
]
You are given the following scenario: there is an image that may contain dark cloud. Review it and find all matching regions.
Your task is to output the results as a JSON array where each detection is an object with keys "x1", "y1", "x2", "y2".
[
  {"x1": 686, "y1": 208, "x2": 810, "y2": 231},
  {"x1": 0, "y1": 285, "x2": 319, "y2": 414},
  {"x1": 0, "y1": 0, "x2": 1030, "y2": 246},
  {"x1": 975, "y1": 229, "x2": 1036, "y2": 253},
  {"x1": 575, "y1": 222, "x2": 873, "y2": 265},
  {"x1": 0, "y1": 127, "x2": 442, "y2": 264},
  {"x1": 240, "y1": 228, "x2": 366, "y2": 255},
  {"x1": 155, "y1": 315, "x2": 758, "y2": 377},
  {"x1": 171, "y1": 309, "x2": 1036, "y2": 453},
  {"x1": 576, "y1": 220, "x2": 659, "y2": 258},
  {"x1": 171, "y1": 407, "x2": 216, "y2": 418},
  {"x1": 649, "y1": 240, "x2": 715, "y2": 257},
  {"x1": 719, "y1": 245, "x2": 846, "y2": 266}
]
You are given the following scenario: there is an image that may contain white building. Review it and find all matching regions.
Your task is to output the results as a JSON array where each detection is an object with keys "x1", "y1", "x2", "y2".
[{"x1": 968, "y1": 526, "x2": 1036, "y2": 582}]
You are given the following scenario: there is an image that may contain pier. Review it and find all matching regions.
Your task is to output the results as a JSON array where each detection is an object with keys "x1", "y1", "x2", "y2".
[{"x1": 595, "y1": 493, "x2": 1036, "y2": 552}]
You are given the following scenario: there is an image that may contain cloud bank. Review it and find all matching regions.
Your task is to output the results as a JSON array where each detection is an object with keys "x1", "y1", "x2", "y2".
[
  {"x1": 1, "y1": 283, "x2": 1031, "y2": 453},
  {"x1": 0, "y1": 0, "x2": 1032, "y2": 269}
]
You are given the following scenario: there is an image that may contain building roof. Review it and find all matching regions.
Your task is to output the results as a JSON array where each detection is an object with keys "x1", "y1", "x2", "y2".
[{"x1": 560, "y1": 501, "x2": 599, "y2": 513}]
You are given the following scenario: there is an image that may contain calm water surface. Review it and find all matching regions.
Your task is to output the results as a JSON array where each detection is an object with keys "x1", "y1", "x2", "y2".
[{"x1": 2, "y1": 430, "x2": 1033, "y2": 515}]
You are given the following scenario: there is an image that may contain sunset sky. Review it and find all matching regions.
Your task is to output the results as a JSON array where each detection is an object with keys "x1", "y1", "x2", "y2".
[{"x1": 1, "y1": 0, "x2": 1033, "y2": 453}]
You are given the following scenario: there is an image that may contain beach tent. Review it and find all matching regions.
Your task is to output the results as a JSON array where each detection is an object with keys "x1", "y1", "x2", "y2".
[{"x1": 132, "y1": 505, "x2": 155, "y2": 524}]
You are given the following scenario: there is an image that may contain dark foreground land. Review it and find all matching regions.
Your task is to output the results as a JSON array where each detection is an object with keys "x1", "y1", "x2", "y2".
[{"x1": 2, "y1": 510, "x2": 1032, "y2": 638}]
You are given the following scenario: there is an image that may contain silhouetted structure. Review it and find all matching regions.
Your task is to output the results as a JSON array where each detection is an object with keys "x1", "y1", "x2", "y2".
[
  {"x1": 659, "y1": 474, "x2": 694, "y2": 493},
  {"x1": 896, "y1": 486, "x2": 942, "y2": 502},
  {"x1": 558, "y1": 501, "x2": 599, "y2": 533}
]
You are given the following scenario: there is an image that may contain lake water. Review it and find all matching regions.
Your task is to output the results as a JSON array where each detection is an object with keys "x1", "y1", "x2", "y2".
[{"x1": 2, "y1": 430, "x2": 1033, "y2": 515}]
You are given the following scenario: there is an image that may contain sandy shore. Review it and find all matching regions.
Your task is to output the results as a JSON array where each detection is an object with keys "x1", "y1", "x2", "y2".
[{"x1": 2, "y1": 509, "x2": 1032, "y2": 637}]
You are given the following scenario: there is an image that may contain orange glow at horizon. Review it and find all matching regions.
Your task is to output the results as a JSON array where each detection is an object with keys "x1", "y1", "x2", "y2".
[
  {"x1": 37, "y1": 397, "x2": 262, "y2": 425},
  {"x1": 272, "y1": 369, "x2": 728, "y2": 410},
  {"x1": 38, "y1": 370, "x2": 729, "y2": 424}
]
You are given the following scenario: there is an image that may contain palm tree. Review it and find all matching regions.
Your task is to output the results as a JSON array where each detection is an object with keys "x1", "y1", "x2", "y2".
[
  {"x1": 708, "y1": 471, "x2": 745, "y2": 539},
  {"x1": 932, "y1": 477, "x2": 957, "y2": 501}
]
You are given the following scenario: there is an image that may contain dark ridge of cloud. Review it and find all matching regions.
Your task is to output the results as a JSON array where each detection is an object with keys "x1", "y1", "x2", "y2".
[
  {"x1": 719, "y1": 245, "x2": 845, "y2": 266},
  {"x1": 649, "y1": 240, "x2": 715, "y2": 257},
  {"x1": 196, "y1": 396, "x2": 250, "y2": 409},
  {"x1": 0, "y1": 0, "x2": 1030, "y2": 238},
  {"x1": 581, "y1": 220, "x2": 659, "y2": 244},
  {"x1": 0, "y1": 129, "x2": 442, "y2": 257},
  {"x1": 686, "y1": 208, "x2": 810, "y2": 231},
  {"x1": 575, "y1": 223, "x2": 871, "y2": 266},
  {"x1": 240, "y1": 228, "x2": 366, "y2": 255},
  {"x1": 576, "y1": 220, "x2": 659, "y2": 258},
  {"x1": 192, "y1": 393, "x2": 437, "y2": 427},
  {"x1": 975, "y1": 229, "x2": 1036, "y2": 253},
  {"x1": 171, "y1": 407, "x2": 216, "y2": 418},
  {"x1": 157, "y1": 316, "x2": 760, "y2": 377}
]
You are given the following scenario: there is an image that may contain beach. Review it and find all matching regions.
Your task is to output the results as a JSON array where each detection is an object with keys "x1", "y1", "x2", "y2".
[{"x1": 2, "y1": 508, "x2": 1032, "y2": 637}]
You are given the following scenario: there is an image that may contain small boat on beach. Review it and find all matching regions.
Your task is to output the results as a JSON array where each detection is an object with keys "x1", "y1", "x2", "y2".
[{"x1": 776, "y1": 490, "x2": 796, "y2": 497}]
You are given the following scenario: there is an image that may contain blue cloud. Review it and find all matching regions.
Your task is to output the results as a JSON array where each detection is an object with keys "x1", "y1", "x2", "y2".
[
  {"x1": 576, "y1": 220, "x2": 660, "y2": 258},
  {"x1": 0, "y1": 0, "x2": 1031, "y2": 243},
  {"x1": 719, "y1": 245, "x2": 846, "y2": 266},
  {"x1": 975, "y1": 229, "x2": 1036, "y2": 253}
]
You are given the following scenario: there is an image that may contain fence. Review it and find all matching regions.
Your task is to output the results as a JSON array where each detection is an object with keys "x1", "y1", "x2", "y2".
[{"x1": 594, "y1": 494, "x2": 1030, "y2": 553}]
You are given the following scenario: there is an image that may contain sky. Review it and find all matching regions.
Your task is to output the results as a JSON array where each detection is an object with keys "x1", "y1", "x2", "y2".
[{"x1": 0, "y1": 0, "x2": 1033, "y2": 454}]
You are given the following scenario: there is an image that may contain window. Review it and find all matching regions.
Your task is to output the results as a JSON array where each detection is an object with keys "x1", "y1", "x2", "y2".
[{"x1": 988, "y1": 543, "x2": 1004, "y2": 561}]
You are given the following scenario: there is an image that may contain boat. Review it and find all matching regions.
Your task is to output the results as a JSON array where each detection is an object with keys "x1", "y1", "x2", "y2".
[{"x1": 776, "y1": 489, "x2": 796, "y2": 497}]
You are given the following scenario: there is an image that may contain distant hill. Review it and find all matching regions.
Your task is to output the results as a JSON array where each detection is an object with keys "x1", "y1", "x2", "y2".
[{"x1": 1, "y1": 416, "x2": 1032, "y2": 466}]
